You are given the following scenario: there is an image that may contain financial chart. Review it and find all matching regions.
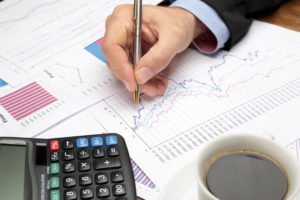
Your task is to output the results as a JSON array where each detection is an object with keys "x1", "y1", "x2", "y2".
[
  {"x1": 91, "y1": 43, "x2": 300, "y2": 161},
  {"x1": 0, "y1": 0, "x2": 136, "y2": 136},
  {"x1": 0, "y1": 0, "x2": 134, "y2": 86},
  {"x1": 85, "y1": 22, "x2": 300, "y2": 187},
  {"x1": 0, "y1": 0, "x2": 299, "y2": 190},
  {"x1": 0, "y1": 50, "x2": 118, "y2": 136},
  {"x1": 0, "y1": 82, "x2": 57, "y2": 121},
  {"x1": 85, "y1": 38, "x2": 106, "y2": 63}
]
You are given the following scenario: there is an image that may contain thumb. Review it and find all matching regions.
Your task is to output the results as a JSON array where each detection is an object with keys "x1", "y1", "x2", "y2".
[{"x1": 135, "y1": 32, "x2": 181, "y2": 84}]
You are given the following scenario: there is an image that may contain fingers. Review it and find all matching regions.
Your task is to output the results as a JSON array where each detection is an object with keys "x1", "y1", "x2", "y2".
[
  {"x1": 140, "y1": 75, "x2": 168, "y2": 97},
  {"x1": 135, "y1": 28, "x2": 183, "y2": 85},
  {"x1": 103, "y1": 43, "x2": 135, "y2": 91},
  {"x1": 102, "y1": 5, "x2": 192, "y2": 97},
  {"x1": 141, "y1": 22, "x2": 157, "y2": 45},
  {"x1": 102, "y1": 5, "x2": 136, "y2": 91}
]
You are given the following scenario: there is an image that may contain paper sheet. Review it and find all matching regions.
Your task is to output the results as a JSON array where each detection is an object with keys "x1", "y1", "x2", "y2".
[
  {"x1": 73, "y1": 21, "x2": 300, "y2": 189},
  {"x1": 0, "y1": 1, "x2": 163, "y2": 198},
  {"x1": 0, "y1": 0, "x2": 160, "y2": 137},
  {"x1": 0, "y1": 0, "x2": 161, "y2": 83},
  {"x1": 1, "y1": 0, "x2": 300, "y2": 198}
]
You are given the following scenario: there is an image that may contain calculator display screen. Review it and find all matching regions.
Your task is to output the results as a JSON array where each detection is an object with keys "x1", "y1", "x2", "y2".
[{"x1": 0, "y1": 145, "x2": 26, "y2": 199}]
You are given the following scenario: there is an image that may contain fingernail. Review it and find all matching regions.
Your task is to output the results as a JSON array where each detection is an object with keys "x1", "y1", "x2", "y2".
[
  {"x1": 122, "y1": 80, "x2": 131, "y2": 91},
  {"x1": 136, "y1": 67, "x2": 154, "y2": 84}
]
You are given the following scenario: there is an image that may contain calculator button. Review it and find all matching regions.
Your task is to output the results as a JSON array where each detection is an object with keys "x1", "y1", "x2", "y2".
[
  {"x1": 79, "y1": 161, "x2": 91, "y2": 172},
  {"x1": 105, "y1": 135, "x2": 118, "y2": 146},
  {"x1": 50, "y1": 140, "x2": 59, "y2": 151},
  {"x1": 76, "y1": 138, "x2": 89, "y2": 148},
  {"x1": 79, "y1": 174, "x2": 92, "y2": 186},
  {"x1": 112, "y1": 184, "x2": 126, "y2": 196},
  {"x1": 63, "y1": 162, "x2": 75, "y2": 173},
  {"x1": 91, "y1": 136, "x2": 103, "y2": 147},
  {"x1": 92, "y1": 148, "x2": 105, "y2": 158},
  {"x1": 95, "y1": 172, "x2": 108, "y2": 184},
  {"x1": 96, "y1": 186, "x2": 110, "y2": 198},
  {"x1": 80, "y1": 187, "x2": 94, "y2": 199},
  {"x1": 50, "y1": 163, "x2": 60, "y2": 174},
  {"x1": 93, "y1": 158, "x2": 122, "y2": 170},
  {"x1": 77, "y1": 149, "x2": 90, "y2": 159},
  {"x1": 63, "y1": 176, "x2": 76, "y2": 188},
  {"x1": 62, "y1": 150, "x2": 75, "y2": 161},
  {"x1": 62, "y1": 140, "x2": 74, "y2": 150},
  {"x1": 50, "y1": 190, "x2": 60, "y2": 200},
  {"x1": 107, "y1": 147, "x2": 120, "y2": 157},
  {"x1": 111, "y1": 171, "x2": 124, "y2": 183},
  {"x1": 64, "y1": 189, "x2": 77, "y2": 200},
  {"x1": 50, "y1": 177, "x2": 60, "y2": 189},
  {"x1": 116, "y1": 198, "x2": 127, "y2": 200},
  {"x1": 50, "y1": 152, "x2": 59, "y2": 162}
]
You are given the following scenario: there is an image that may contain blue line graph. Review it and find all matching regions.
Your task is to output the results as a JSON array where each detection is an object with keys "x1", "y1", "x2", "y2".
[
  {"x1": 207, "y1": 51, "x2": 259, "y2": 91},
  {"x1": 82, "y1": 38, "x2": 269, "y2": 132},
  {"x1": 132, "y1": 50, "x2": 274, "y2": 130},
  {"x1": 133, "y1": 93, "x2": 145, "y2": 131}
]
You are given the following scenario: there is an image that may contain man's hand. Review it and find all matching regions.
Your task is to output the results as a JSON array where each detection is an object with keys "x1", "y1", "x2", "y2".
[{"x1": 102, "y1": 4, "x2": 206, "y2": 97}]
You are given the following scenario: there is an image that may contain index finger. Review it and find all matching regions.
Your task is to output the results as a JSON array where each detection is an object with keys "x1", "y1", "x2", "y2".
[{"x1": 101, "y1": 9, "x2": 136, "y2": 91}]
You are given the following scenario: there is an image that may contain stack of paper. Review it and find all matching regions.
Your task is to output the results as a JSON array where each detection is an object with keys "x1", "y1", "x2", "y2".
[{"x1": 0, "y1": 0, "x2": 300, "y2": 199}]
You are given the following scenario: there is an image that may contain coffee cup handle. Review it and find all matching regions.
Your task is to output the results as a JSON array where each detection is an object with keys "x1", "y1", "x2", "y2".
[{"x1": 261, "y1": 133, "x2": 275, "y2": 140}]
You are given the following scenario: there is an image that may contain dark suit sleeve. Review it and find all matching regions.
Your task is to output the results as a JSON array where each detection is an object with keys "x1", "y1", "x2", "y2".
[{"x1": 159, "y1": 0, "x2": 287, "y2": 50}]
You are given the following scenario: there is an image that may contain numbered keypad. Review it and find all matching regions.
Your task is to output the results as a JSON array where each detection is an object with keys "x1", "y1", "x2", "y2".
[{"x1": 48, "y1": 134, "x2": 135, "y2": 200}]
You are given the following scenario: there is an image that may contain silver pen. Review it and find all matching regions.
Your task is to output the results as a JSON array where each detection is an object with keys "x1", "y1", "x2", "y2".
[{"x1": 133, "y1": 0, "x2": 142, "y2": 104}]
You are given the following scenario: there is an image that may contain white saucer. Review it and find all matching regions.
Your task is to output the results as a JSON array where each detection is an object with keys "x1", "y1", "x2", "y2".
[{"x1": 160, "y1": 160, "x2": 198, "y2": 200}]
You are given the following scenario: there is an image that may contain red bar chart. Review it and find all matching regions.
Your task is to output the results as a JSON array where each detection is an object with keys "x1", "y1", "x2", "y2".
[{"x1": 0, "y1": 82, "x2": 57, "y2": 120}]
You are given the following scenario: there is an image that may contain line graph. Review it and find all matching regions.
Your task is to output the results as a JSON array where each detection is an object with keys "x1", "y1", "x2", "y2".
[
  {"x1": 45, "y1": 49, "x2": 115, "y2": 96},
  {"x1": 55, "y1": 63, "x2": 83, "y2": 84},
  {"x1": 83, "y1": 22, "x2": 300, "y2": 188},
  {"x1": 97, "y1": 43, "x2": 300, "y2": 162},
  {"x1": 134, "y1": 65, "x2": 284, "y2": 131},
  {"x1": 0, "y1": 0, "x2": 124, "y2": 77},
  {"x1": 103, "y1": 78, "x2": 300, "y2": 163},
  {"x1": 130, "y1": 49, "x2": 285, "y2": 132},
  {"x1": 86, "y1": 38, "x2": 286, "y2": 135},
  {"x1": 206, "y1": 50, "x2": 260, "y2": 91}
]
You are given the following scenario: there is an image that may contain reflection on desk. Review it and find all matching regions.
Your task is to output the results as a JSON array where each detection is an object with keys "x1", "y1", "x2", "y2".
[{"x1": 259, "y1": 0, "x2": 300, "y2": 32}]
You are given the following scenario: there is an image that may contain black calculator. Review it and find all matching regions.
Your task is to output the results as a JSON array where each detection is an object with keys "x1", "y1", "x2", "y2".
[{"x1": 0, "y1": 133, "x2": 137, "y2": 200}]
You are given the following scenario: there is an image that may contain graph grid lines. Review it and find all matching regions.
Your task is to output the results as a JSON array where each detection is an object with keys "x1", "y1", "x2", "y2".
[{"x1": 149, "y1": 78, "x2": 300, "y2": 163}]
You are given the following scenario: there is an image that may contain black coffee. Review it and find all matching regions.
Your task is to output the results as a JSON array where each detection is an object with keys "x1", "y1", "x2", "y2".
[{"x1": 204, "y1": 150, "x2": 288, "y2": 200}]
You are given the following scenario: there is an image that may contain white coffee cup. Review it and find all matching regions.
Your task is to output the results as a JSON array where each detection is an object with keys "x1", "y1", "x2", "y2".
[{"x1": 195, "y1": 133, "x2": 300, "y2": 200}]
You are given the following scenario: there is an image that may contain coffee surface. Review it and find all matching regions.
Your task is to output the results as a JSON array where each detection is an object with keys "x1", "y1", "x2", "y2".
[{"x1": 205, "y1": 151, "x2": 288, "y2": 200}]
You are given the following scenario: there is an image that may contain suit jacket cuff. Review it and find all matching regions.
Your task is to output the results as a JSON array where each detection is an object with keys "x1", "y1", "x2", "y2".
[{"x1": 170, "y1": 0, "x2": 230, "y2": 54}]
